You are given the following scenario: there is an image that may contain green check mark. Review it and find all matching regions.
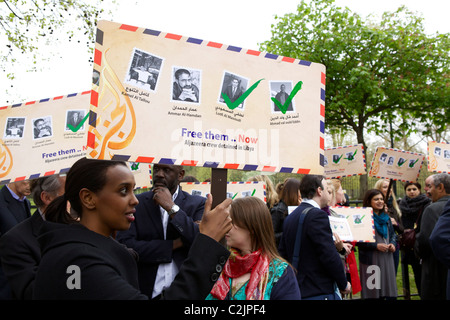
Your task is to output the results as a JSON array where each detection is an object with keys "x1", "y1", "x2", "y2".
[
  {"x1": 67, "y1": 111, "x2": 90, "y2": 132},
  {"x1": 222, "y1": 79, "x2": 264, "y2": 110},
  {"x1": 271, "y1": 81, "x2": 303, "y2": 114}
]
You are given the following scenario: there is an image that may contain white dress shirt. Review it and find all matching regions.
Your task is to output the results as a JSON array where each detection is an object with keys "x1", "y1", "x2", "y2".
[{"x1": 151, "y1": 186, "x2": 180, "y2": 298}]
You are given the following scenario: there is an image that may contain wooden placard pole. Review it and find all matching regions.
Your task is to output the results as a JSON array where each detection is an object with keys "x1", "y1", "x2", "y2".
[{"x1": 210, "y1": 168, "x2": 227, "y2": 209}]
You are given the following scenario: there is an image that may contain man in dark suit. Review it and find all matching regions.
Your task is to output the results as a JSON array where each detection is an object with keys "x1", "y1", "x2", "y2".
[
  {"x1": 222, "y1": 77, "x2": 244, "y2": 104},
  {"x1": 415, "y1": 173, "x2": 450, "y2": 300},
  {"x1": 0, "y1": 180, "x2": 32, "y2": 299},
  {"x1": 0, "y1": 175, "x2": 65, "y2": 299},
  {"x1": 430, "y1": 198, "x2": 450, "y2": 299},
  {"x1": 116, "y1": 164, "x2": 205, "y2": 298},
  {"x1": 279, "y1": 175, "x2": 351, "y2": 299}
]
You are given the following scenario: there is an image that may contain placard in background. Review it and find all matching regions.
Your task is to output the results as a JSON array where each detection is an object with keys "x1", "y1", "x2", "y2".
[
  {"x1": 180, "y1": 181, "x2": 266, "y2": 202},
  {"x1": 368, "y1": 147, "x2": 425, "y2": 182},
  {"x1": 0, "y1": 92, "x2": 90, "y2": 184},
  {"x1": 324, "y1": 144, "x2": 366, "y2": 179},
  {"x1": 331, "y1": 206, "x2": 375, "y2": 243},
  {"x1": 87, "y1": 20, "x2": 326, "y2": 175},
  {"x1": 127, "y1": 162, "x2": 152, "y2": 190},
  {"x1": 286, "y1": 205, "x2": 375, "y2": 242},
  {"x1": 427, "y1": 141, "x2": 450, "y2": 173}
]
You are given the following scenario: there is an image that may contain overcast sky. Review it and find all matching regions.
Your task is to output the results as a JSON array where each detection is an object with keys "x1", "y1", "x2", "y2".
[{"x1": 1, "y1": 0, "x2": 449, "y2": 105}]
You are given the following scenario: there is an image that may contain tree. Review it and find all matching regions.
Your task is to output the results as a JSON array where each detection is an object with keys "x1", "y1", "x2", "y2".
[
  {"x1": 1, "y1": 0, "x2": 114, "y2": 83},
  {"x1": 260, "y1": 0, "x2": 450, "y2": 198}
]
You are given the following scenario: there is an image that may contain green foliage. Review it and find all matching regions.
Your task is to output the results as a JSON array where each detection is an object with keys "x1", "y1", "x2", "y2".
[
  {"x1": 260, "y1": 0, "x2": 450, "y2": 148},
  {"x1": 1, "y1": 0, "x2": 113, "y2": 80}
]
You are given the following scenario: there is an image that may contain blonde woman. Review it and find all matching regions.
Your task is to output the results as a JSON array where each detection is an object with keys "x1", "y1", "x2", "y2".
[{"x1": 247, "y1": 175, "x2": 278, "y2": 209}]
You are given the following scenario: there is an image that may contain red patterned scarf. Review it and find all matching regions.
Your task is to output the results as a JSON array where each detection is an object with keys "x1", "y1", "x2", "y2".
[{"x1": 210, "y1": 248, "x2": 270, "y2": 300}]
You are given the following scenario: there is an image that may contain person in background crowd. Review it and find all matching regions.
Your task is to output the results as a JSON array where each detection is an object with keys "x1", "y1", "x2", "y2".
[
  {"x1": 279, "y1": 175, "x2": 351, "y2": 300},
  {"x1": 357, "y1": 189, "x2": 397, "y2": 300},
  {"x1": 415, "y1": 173, "x2": 450, "y2": 300},
  {"x1": 33, "y1": 157, "x2": 232, "y2": 300},
  {"x1": 424, "y1": 175, "x2": 434, "y2": 199},
  {"x1": 430, "y1": 198, "x2": 450, "y2": 299},
  {"x1": 398, "y1": 181, "x2": 431, "y2": 296},
  {"x1": 207, "y1": 197, "x2": 300, "y2": 300},
  {"x1": 323, "y1": 180, "x2": 353, "y2": 257},
  {"x1": 247, "y1": 175, "x2": 278, "y2": 210},
  {"x1": 0, "y1": 180, "x2": 32, "y2": 299},
  {"x1": 0, "y1": 175, "x2": 65, "y2": 299},
  {"x1": 374, "y1": 179, "x2": 403, "y2": 274},
  {"x1": 270, "y1": 178, "x2": 301, "y2": 246}
]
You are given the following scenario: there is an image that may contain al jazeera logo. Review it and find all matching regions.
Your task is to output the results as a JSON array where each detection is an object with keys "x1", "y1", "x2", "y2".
[
  {"x1": 89, "y1": 49, "x2": 137, "y2": 160},
  {"x1": 0, "y1": 141, "x2": 13, "y2": 178}
]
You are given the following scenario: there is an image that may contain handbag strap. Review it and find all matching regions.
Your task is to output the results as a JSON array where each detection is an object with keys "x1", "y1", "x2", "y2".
[{"x1": 292, "y1": 207, "x2": 312, "y2": 270}]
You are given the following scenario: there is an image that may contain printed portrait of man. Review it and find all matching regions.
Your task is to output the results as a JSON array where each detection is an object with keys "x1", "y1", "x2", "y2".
[{"x1": 172, "y1": 67, "x2": 201, "y2": 103}]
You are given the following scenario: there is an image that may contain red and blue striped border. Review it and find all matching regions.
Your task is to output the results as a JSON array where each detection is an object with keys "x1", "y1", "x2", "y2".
[{"x1": 0, "y1": 91, "x2": 91, "y2": 185}]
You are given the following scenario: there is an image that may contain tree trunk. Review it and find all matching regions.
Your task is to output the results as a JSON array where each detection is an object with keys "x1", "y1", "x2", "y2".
[{"x1": 356, "y1": 127, "x2": 368, "y2": 200}]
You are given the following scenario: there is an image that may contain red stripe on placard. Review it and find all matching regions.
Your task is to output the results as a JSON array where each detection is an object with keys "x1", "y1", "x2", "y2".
[
  {"x1": 320, "y1": 137, "x2": 325, "y2": 150},
  {"x1": 135, "y1": 156, "x2": 155, "y2": 163},
  {"x1": 320, "y1": 104, "x2": 325, "y2": 117},
  {"x1": 25, "y1": 101, "x2": 36, "y2": 105},
  {"x1": 87, "y1": 131, "x2": 96, "y2": 148},
  {"x1": 224, "y1": 163, "x2": 239, "y2": 169},
  {"x1": 181, "y1": 160, "x2": 198, "y2": 166},
  {"x1": 90, "y1": 90, "x2": 98, "y2": 108},
  {"x1": 262, "y1": 166, "x2": 276, "y2": 172},
  {"x1": 119, "y1": 24, "x2": 139, "y2": 32},
  {"x1": 165, "y1": 33, "x2": 182, "y2": 40},
  {"x1": 44, "y1": 171, "x2": 56, "y2": 176},
  {"x1": 246, "y1": 49, "x2": 261, "y2": 56},
  {"x1": 94, "y1": 49, "x2": 102, "y2": 66},
  {"x1": 207, "y1": 41, "x2": 223, "y2": 48},
  {"x1": 297, "y1": 168, "x2": 311, "y2": 174},
  {"x1": 321, "y1": 72, "x2": 326, "y2": 85},
  {"x1": 282, "y1": 56, "x2": 295, "y2": 63}
]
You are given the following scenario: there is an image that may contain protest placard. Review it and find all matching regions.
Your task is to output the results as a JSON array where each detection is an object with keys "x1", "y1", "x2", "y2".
[
  {"x1": 368, "y1": 147, "x2": 425, "y2": 182},
  {"x1": 87, "y1": 20, "x2": 326, "y2": 175},
  {"x1": 180, "y1": 181, "x2": 266, "y2": 202},
  {"x1": 427, "y1": 141, "x2": 450, "y2": 173},
  {"x1": 0, "y1": 92, "x2": 90, "y2": 184},
  {"x1": 324, "y1": 144, "x2": 366, "y2": 179},
  {"x1": 330, "y1": 206, "x2": 375, "y2": 243},
  {"x1": 286, "y1": 205, "x2": 375, "y2": 242}
]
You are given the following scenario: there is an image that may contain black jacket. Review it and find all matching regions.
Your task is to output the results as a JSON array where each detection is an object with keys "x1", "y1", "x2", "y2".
[
  {"x1": 33, "y1": 221, "x2": 229, "y2": 300},
  {"x1": 279, "y1": 202, "x2": 347, "y2": 298}
]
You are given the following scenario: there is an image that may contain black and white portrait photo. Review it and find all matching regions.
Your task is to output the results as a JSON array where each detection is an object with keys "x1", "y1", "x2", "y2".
[
  {"x1": 3, "y1": 117, "x2": 25, "y2": 139},
  {"x1": 65, "y1": 110, "x2": 87, "y2": 131},
  {"x1": 33, "y1": 116, "x2": 53, "y2": 140},
  {"x1": 219, "y1": 72, "x2": 249, "y2": 110},
  {"x1": 270, "y1": 81, "x2": 295, "y2": 113},
  {"x1": 171, "y1": 67, "x2": 201, "y2": 104},
  {"x1": 124, "y1": 48, "x2": 164, "y2": 92}
]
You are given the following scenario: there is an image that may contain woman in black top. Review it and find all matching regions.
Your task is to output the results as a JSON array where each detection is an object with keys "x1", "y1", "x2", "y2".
[
  {"x1": 398, "y1": 182, "x2": 431, "y2": 296},
  {"x1": 33, "y1": 157, "x2": 232, "y2": 300}
]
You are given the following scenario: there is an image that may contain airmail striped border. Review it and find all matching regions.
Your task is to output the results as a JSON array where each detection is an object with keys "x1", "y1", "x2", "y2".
[
  {"x1": 324, "y1": 144, "x2": 366, "y2": 179},
  {"x1": 0, "y1": 91, "x2": 91, "y2": 185},
  {"x1": 90, "y1": 23, "x2": 325, "y2": 175},
  {"x1": 368, "y1": 147, "x2": 425, "y2": 183},
  {"x1": 181, "y1": 181, "x2": 267, "y2": 202}
]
